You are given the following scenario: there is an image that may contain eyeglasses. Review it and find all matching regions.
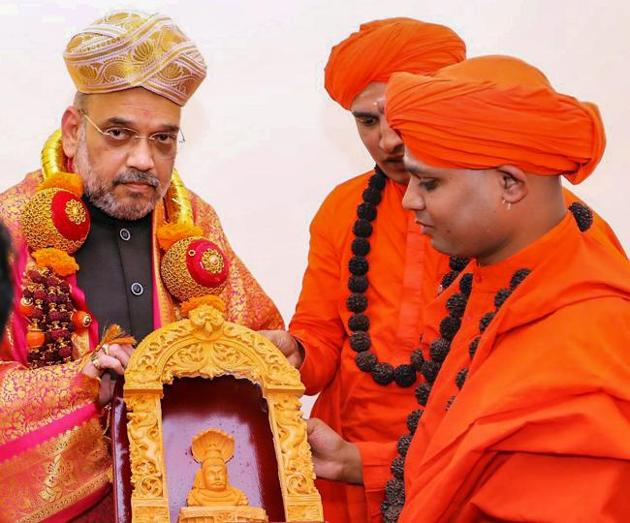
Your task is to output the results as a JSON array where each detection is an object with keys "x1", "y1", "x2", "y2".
[{"x1": 80, "y1": 111, "x2": 185, "y2": 160}]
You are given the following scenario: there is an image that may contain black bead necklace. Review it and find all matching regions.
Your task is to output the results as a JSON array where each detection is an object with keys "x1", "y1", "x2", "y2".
[
  {"x1": 380, "y1": 202, "x2": 594, "y2": 523},
  {"x1": 347, "y1": 166, "x2": 468, "y2": 388}
]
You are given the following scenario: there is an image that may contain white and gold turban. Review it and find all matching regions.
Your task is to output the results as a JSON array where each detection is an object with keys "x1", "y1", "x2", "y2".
[{"x1": 63, "y1": 11, "x2": 207, "y2": 106}]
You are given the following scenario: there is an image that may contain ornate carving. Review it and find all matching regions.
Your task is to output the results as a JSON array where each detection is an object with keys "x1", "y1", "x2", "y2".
[
  {"x1": 124, "y1": 304, "x2": 323, "y2": 522},
  {"x1": 126, "y1": 394, "x2": 167, "y2": 500},
  {"x1": 179, "y1": 506, "x2": 268, "y2": 522}
]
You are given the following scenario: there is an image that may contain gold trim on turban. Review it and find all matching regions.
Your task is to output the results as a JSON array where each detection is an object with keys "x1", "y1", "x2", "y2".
[{"x1": 64, "y1": 11, "x2": 206, "y2": 106}]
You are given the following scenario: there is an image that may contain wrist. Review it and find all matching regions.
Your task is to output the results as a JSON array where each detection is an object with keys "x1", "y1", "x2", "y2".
[
  {"x1": 341, "y1": 441, "x2": 363, "y2": 484},
  {"x1": 293, "y1": 336, "x2": 306, "y2": 367}
]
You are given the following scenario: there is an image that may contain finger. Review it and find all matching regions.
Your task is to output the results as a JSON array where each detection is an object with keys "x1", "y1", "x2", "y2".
[
  {"x1": 258, "y1": 330, "x2": 282, "y2": 345},
  {"x1": 105, "y1": 345, "x2": 131, "y2": 367},
  {"x1": 306, "y1": 417, "x2": 323, "y2": 436},
  {"x1": 107, "y1": 343, "x2": 134, "y2": 358},
  {"x1": 97, "y1": 354, "x2": 126, "y2": 375}
]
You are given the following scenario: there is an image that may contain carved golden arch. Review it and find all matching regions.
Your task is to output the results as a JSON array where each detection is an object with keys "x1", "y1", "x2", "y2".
[{"x1": 123, "y1": 305, "x2": 324, "y2": 522}]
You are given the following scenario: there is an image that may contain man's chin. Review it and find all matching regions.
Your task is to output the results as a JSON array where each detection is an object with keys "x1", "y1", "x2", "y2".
[
  {"x1": 380, "y1": 163, "x2": 410, "y2": 184},
  {"x1": 91, "y1": 195, "x2": 156, "y2": 221}
]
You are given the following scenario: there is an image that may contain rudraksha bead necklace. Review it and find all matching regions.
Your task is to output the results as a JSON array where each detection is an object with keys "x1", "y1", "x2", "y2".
[
  {"x1": 347, "y1": 166, "x2": 468, "y2": 388},
  {"x1": 380, "y1": 202, "x2": 593, "y2": 523}
]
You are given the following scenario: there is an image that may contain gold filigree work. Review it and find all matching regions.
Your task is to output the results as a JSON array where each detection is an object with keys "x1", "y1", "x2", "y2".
[
  {"x1": 201, "y1": 250, "x2": 224, "y2": 274},
  {"x1": 160, "y1": 237, "x2": 225, "y2": 301},
  {"x1": 20, "y1": 189, "x2": 85, "y2": 254},
  {"x1": 65, "y1": 198, "x2": 87, "y2": 224},
  {"x1": 124, "y1": 304, "x2": 323, "y2": 522}
]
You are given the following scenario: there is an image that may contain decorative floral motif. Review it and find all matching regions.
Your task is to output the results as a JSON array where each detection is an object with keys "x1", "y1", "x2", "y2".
[
  {"x1": 124, "y1": 304, "x2": 322, "y2": 521},
  {"x1": 65, "y1": 199, "x2": 88, "y2": 225}
]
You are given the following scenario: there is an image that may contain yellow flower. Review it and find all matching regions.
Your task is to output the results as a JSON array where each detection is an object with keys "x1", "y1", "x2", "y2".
[
  {"x1": 157, "y1": 222, "x2": 203, "y2": 251},
  {"x1": 180, "y1": 295, "x2": 226, "y2": 317},
  {"x1": 32, "y1": 248, "x2": 79, "y2": 276},
  {"x1": 38, "y1": 172, "x2": 84, "y2": 197}
]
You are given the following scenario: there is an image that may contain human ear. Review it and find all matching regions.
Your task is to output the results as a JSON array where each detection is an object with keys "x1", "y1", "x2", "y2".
[
  {"x1": 61, "y1": 106, "x2": 82, "y2": 159},
  {"x1": 496, "y1": 165, "x2": 528, "y2": 205}
]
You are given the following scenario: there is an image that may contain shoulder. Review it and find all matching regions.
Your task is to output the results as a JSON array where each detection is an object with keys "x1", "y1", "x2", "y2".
[
  {"x1": 0, "y1": 171, "x2": 42, "y2": 239},
  {"x1": 495, "y1": 295, "x2": 630, "y2": 390},
  {"x1": 318, "y1": 171, "x2": 373, "y2": 211},
  {"x1": 186, "y1": 188, "x2": 225, "y2": 234},
  {"x1": 311, "y1": 171, "x2": 372, "y2": 229}
]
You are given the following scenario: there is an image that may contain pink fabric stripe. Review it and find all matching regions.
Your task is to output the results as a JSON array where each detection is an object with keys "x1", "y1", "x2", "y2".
[
  {"x1": 69, "y1": 273, "x2": 99, "y2": 348},
  {"x1": 0, "y1": 402, "x2": 97, "y2": 462},
  {"x1": 152, "y1": 264, "x2": 162, "y2": 330},
  {"x1": 9, "y1": 243, "x2": 29, "y2": 364},
  {"x1": 151, "y1": 216, "x2": 163, "y2": 330},
  {"x1": 43, "y1": 483, "x2": 110, "y2": 523}
]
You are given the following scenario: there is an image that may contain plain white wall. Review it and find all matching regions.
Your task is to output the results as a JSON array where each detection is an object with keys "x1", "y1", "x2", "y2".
[{"x1": 1, "y1": 0, "x2": 628, "y2": 414}]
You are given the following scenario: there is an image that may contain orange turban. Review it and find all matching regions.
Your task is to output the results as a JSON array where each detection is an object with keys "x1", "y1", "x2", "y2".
[
  {"x1": 385, "y1": 55, "x2": 605, "y2": 184},
  {"x1": 325, "y1": 17, "x2": 466, "y2": 109}
]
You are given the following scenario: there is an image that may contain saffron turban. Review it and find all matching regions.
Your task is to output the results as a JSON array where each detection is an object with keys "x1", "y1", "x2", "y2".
[
  {"x1": 64, "y1": 11, "x2": 207, "y2": 106},
  {"x1": 385, "y1": 55, "x2": 605, "y2": 184},
  {"x1": 325, "y1": 17, "x2": 466, "y2": 109}
]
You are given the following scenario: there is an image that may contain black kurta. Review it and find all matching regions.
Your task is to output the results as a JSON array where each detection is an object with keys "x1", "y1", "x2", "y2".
[{"x1": 75, "y1": 201, "x2": 154, "y2": 342}]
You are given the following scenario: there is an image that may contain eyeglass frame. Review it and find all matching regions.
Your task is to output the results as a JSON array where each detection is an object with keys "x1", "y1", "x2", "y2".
[{"x1": 79, "y1": 110, "x2": 185, "y2": 160}]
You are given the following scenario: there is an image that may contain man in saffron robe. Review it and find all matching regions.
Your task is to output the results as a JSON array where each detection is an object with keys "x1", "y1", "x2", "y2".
[
  {"x1": 260, "y1": 18, "x2": 467, "y2": 523},
  {"x1": 0, "y1": 11, "x2": 282, "y2": 522},
  {"x1": 382, "y1": 55, "x2": 630, "y2": 522}
]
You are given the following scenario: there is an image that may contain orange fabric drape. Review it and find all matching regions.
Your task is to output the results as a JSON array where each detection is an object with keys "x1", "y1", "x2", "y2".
[
  {"x1": 290, "y1": 172, "x2": 450, "y2": 522},
  {"x1": 400, "y1": 212, "x2": 630, "y2": 522}
]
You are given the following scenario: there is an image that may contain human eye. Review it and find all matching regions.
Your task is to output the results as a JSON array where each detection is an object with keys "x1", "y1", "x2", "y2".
[
  {"x1": 151, "y1": 132, "x2": 177, "y2": 145},
  {"x1": 418, "y1": 178, "x2": 438, "y2": 191},
  {"x1": 357, "y1": 116, "x2": 378, "y2": 127},
  {"x1": 104, "y1": 127, "x2": 133, "y2": 141}
]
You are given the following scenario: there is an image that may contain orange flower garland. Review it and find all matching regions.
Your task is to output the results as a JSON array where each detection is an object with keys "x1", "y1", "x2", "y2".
[
  {"x1": 38, "y1": 172, "x2": 83, "y2": 197},
  {"x1": 157, "y1": 222, "x2": 204, "y2": 251},
  {"x1": 32, "y1": 248, "x2": 80, "y2": 276}
]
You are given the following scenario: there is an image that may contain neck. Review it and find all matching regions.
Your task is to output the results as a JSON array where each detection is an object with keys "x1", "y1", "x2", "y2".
[{"x1": 477, "y1": 191, "x2": 567, "y2": 266}]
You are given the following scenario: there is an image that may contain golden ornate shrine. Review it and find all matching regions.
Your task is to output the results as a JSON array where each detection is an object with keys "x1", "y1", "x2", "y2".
[{"x1": 123, "y1": 305, "x2": 323, "y2": 522}]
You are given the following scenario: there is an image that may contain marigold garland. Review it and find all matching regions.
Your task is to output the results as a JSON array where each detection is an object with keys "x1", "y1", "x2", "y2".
[
  {"x1": 38, "y1": 172, "x2": 84, "y2": 197},
  {"x1": 32, "y1": 247, "x2": 79, "y2": 276},
  {"x1": 157, "y1": 222, "x2": 204, "y2": 251},
  {"x1": 180, "y1": 294, "x2": 226, "y2": 317}
]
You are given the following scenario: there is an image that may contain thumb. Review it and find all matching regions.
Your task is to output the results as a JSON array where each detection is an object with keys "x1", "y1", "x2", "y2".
[{"x1": 306, "y1": 417, "x2": 324, "y2": 439}]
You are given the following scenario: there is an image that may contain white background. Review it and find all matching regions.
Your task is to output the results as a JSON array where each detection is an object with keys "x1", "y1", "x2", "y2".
[{"x1": 1, "y1": 0, "x2": 628, "y2": 414}]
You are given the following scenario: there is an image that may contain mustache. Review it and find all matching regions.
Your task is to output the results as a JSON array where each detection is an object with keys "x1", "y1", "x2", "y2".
[{"x1": 114, "y1": 170, "x2": 160, "y2": 189}]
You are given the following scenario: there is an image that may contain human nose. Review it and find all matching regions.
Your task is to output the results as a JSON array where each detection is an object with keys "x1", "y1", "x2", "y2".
[
  {"x1": 378, "y1": 120, "x2": 404, "y2": 154},
  {"x1": 402, "y1": 180, "x2": 426, "y2": 211},
  {"x1": 126, "y1": 136, "x2": 156, "y2": 172}
]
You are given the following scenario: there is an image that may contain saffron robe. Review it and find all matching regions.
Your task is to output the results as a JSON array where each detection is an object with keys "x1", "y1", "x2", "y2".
[
  {"x1": 400, "y1": 212, "x2": 630, "y2": 522},
  {"x1": 290, "y1": 171, "x2": 450, "y2": 523},
  {"x1": 0, "y1": 171, "x2": 283, "y2": 522}
]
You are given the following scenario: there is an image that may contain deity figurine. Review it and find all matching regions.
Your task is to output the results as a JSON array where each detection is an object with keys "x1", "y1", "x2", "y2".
[
  {"x1": 180, "y1": 429, "x2": 268, "y2": 522},
  {"x1": 187, "y1": 429, "x2": 248, "y2": 506}
]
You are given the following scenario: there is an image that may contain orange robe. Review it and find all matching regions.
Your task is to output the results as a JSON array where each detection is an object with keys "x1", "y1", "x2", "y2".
[
  {"x1": 0, "y1": 171, "x2": 283, "y2": 522},
  {"x1": 290, "y1": 171, "x2": 450, "y2": 523},
  {"x1": 400, "y1": 212, "x2": 630, "y2": 522}
]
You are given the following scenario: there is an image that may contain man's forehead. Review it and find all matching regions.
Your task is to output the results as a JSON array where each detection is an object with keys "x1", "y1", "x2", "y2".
[
  {"x1": 85, "y1": 88, "x2": 181, "y2": 125},
  {"x1": 403, "y1": 152, "x2": 435, "y2": 174},
  {"x1": 350, "y1": 81, "x2": 386, "y2": 113}
]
